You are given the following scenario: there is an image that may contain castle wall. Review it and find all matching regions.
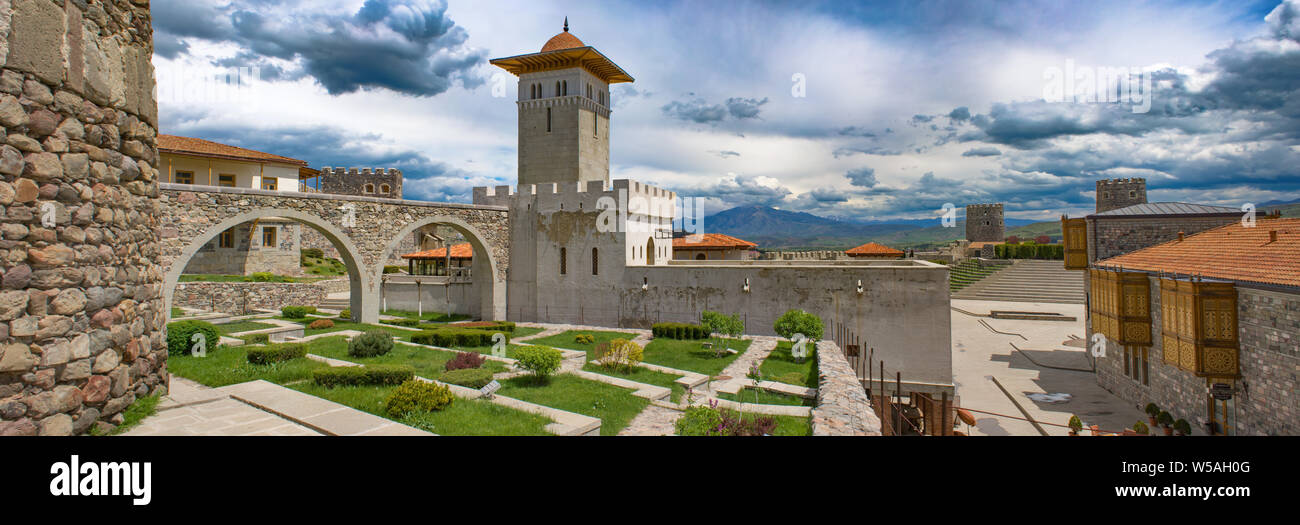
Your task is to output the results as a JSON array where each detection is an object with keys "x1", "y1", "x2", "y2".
[
  {"x1": 965, "y1": 204, "x2": 1004, "y2": 242},
  {"x1": 1088, "y1": 214, "x2": 1239, "y2": 262},
  {"x1": 182, "y1": 219, "x2": 302, "y2": 276},
  {"x1": 319, "y1": 167, "x2": 402, "y2": 199},
  {"x1": 0, "y1": 0, "x2": 166, "y2": 436},
  {"x1": 380, "y1": 279, "x2": 479, "y2": 317}
]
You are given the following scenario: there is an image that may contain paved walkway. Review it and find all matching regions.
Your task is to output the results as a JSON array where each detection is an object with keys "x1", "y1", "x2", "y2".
[
  {"x1": 124, "y1": 377, "x2": 323, "y2": 437},
  {"x1": 950, "y1": 299, "x2": 1145, "y2": 436}
]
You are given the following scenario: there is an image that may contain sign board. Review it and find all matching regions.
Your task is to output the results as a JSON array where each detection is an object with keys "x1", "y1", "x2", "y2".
[
  {"x1": 1210, "y1": 383, "x2": 1233, "y2": 401},
  {"x1": 480, "y1": 380, "x2": 501, "y2": 398}
]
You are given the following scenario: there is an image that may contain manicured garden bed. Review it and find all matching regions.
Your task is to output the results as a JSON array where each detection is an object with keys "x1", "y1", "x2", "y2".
[
  {"x1": 305, "y1": 336, "x2": 509, "y2": 380},
  {"x1": 759, "y1": 341, "x2": 819, "y2": 388},
  {"x1": 289, "y1": 383, "x2": 553, "y2": 436},
  {"x1": 277, "y1": 317, "x2": 417, "y2": 339},
  {"x1": 169, "y1": 345, "x2": 329, "y2": 388},
  {"x1": 641, "y1": 337, "x2": 752, "y2": 376},
  {"x1": 719, "y1": 387, "x2": 815, "y2": 407},
  {"x1": 524, "y1": 329, "x2": 639, "y2": 354},
  {"x1": 381, "y1": 309, "x2": 472, "y2": 323},
  {"x1": 581, "y1": 363, "x2": 686, "y2": 403},
  {"x1": 496, "y1": 373, "x2": 648, "y2": 436}
]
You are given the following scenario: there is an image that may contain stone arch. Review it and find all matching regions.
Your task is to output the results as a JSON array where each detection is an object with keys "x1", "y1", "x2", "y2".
[
  {"x1": 162, "y1": 208, "x2": 370, "y2": 322},
  {"x1": 374, "y1": 216, "x2": 505, "y2": 322}
]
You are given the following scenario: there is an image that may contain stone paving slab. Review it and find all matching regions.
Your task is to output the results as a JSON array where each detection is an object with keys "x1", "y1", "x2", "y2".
[
  {"x1": 220, "y1": 380, "x2": 433, "y2": 436},
  {"x1": 571, "y1": 369, "x2": 671, "y2": 401},
  {"x1": 124, "y1": 396, "x2": 324, "y2": 437}
]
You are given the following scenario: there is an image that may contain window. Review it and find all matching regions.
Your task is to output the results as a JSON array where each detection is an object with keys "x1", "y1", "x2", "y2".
[
  {"x1": 219, "y1": 230, "x2": 234, "y2": 248},
  {"x1": 587, "y1": 84, "x2": 592, "y2": 98},
  {"x1": 175, "y1": 171, "x2": 194, "y2": 184},
  {"x1": 562, "y1": 80, "x2": 567, "y2": 96},
  {"x1": 261, "y1": 177, "x2": 277, "y2": 191},
  {"x1": 364, "y1": 183, "x2": 375, "y2": 194},
  {"x1": 559, "y1": 247, "x2": 567, "y2": 275},
  {"x1": 695, "y1": 253, "x2": 706, "y2": 260},
  {"x1": 218, "y1": 174, "x2": 236, "y2": 187},
  {"x1": 592, "y1": 248, "x2": 598, "y2": 275},
  {"x1": 555, "y1": 81, "x2": 560, "y2": 97},
  {"x1": 594, "y1": 113, "x2": 598, "y2": 137},
  {"x1": 546, "y1": 107, "x2": 552, "y2": 132},
  {"x1": 1123, "y1": 345, "x2": 1148, "y2": 385},
  {"x1": 262, "y1": 227, "x2": 277, "y2": 249},
  {"x1": 380, "y1": 184, "x2": 390, "y2": 194}
]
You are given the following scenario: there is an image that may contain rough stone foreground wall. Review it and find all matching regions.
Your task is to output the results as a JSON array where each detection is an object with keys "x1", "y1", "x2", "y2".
[
  {"x1": 0, "y1": 0, "x2": 163, "y2": 436},
  {"x1": 173, "y1": 282, "x2": 326, "y2": 315},
  {"x1": 812, "y1": 340, "x2": 882, "y2": 436}
]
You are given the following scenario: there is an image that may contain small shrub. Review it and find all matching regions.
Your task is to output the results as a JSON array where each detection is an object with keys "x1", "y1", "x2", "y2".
[
  {"x1": 242, "y1": 333, "x2": 270, "y2": 345},
  {"x1": 166, "y1": 320, "x2": 219, "y2": 356},
  {"x1": 514, "y1": 346, "x2": 562, "y2": 378},
  {"x1": 574, "y1": 333, "x2": 595, "y2": 345},
  {"x1": 592, "y1": 338, "x2": 643, "y2": 373},
  {"x1": 281, "y1": 306, "x2": 311, "y2": 319},
  {"x1": 675, "y1": 402, "x2": 777, "y2": 436},
  {"x1": 312, "y1": 365, "x2": 414, "y2": 388},
  {"x1": 246, "y1": 343, "x2": 306, "y2": 365},
  {"x1": 675, "y1": 405, "x2": 725, "y2": 436},
  {"x1": 308, "y1": 319, "x2": 335, "y2": 330},
  {"x1": 1157, "y1": 410, "x2": 1174, "y2": 427},
  {"x1": 1173, "y1": 419, "x2": 1191, "y2": 436},
  {"x1": 1067, "y1": 415, "x2": 1083, "y2": 433},
  {"x1": 338, "y1": 308, "x2": 351, "y2": 320},
  {"x1": 445, "y1": 351, "x2": 486, "y2": 371},
  {"x1": 439, "y1": 368, "x2": 493, "y2": 389},
  {"x1": 348, "y1": 330, "x2": 394, "y2": 358},
  {"x1": 384, "y1": 379, "x2": 454, "y2": 416},
  {"x1": 1132, "y1": 421, "x2": 1150, "y2": 435},
  {"x1": 1144, "y1": 403, "x2": 1161, "y2": 418},
  {"x1": 773, "y1": 309, "x2": 824, "y2": 341}
]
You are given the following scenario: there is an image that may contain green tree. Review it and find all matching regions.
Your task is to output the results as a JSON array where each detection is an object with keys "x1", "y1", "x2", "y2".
[{"x1": 773, "y1": 309, "x2": 824, "y2": 341}]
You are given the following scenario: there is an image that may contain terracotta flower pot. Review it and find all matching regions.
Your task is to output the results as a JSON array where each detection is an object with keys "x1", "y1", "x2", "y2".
[
  {"x1": 1148, "y1": 416, "x2": 1158, "y2": 427},
  {"x1": 1162, "y1": 426, "x2": 1173, "y2": 436}
]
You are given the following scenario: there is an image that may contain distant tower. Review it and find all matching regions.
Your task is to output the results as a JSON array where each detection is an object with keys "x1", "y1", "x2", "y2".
[
  {"x1": 965, "y1": 204, "x2": 1005, "y2": 242},
  {"x1": 1096, "y1": 178, "x2": 1147, "y2": 213},
  {"x1": 490, "y1": 18, "x2": 634, "y2": 187}
]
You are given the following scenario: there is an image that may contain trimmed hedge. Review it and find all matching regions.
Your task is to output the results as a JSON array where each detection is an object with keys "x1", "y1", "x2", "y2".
[
  {"x1": 281, "y1": 306, "x2": 314, "y2": 319},
  {"x1": 312, "y1": 365, "x2": 414, "y2": 388},
  {"x1": 246, "y1": 343, "x2": 306, "y2": 365},
  {"x1": 166, "y1": 320, "x2": 219, "y2": 356},
  {"x1": 440, "y1": 368, "x2": 494, "y2": 389},
  {"x1": 384, "y1": 380, "x2": 454, "y2": 416},
  {"x1": 381, "y1": 318, "x2": 421, "y2": 328},
  {"x1": 410, "y1": 328, "x2": 507, "y2": 348},
  {"x1": 452, "y1": 321, "x2": 516, "y2": 333},
  {"x1": 994, "y1": 242, "x2": 1064, "y2": 260},
  {"x1": 652, "y1": 322, "x2": 708, "y2": 340}
]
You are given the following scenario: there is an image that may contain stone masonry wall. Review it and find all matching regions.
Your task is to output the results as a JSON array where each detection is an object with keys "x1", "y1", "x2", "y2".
[
  {"x1": 1090, "y1": 215, "x2": 1238, "y2": 262},
  {"x1": 965, "y1": 203, "x2": 1004, "y2": 242},
  {"x1": 173, "y1": 281, "x2": 326, "y2": 315},
  {"x1": 0, "y1": 0, "x2": 164, "y2": 436},
  {"x1": 812, "y1": 339, "x2": 882, "y2": 435}
]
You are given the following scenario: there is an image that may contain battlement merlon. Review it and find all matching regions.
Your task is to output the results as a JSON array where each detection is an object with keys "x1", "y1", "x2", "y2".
[
  {"x1": 472, "y1": 179, "x2": 677, "y2": 217},
  {"x1": 1096, "y1": 178, "x2": 1147, "y2": 186},
  {"x1": 319, "y1": 167, "x2": 404, "y2": 178}
]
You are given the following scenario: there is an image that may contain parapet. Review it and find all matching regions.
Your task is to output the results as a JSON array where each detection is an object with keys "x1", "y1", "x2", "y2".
[
  {"x1": 473, "y1": 179, "x2": 677, "y2": 217},
  {"x1": 319, "y1": 167, "x2": 404, "y2": 179}
]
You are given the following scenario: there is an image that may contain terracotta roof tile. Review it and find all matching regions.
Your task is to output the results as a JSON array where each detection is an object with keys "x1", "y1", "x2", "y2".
[
  {"x1": 158, "y1": 134, "x2": 308, "y2": 166},
  {"x1": 845, "y1": 242, "x2": 904, "y2": 257},
  {"x1": 541, "y1": 31, "x2": 585, "y2": 52},
  {"x1": 672, "y1": 233, "x2": 757, "y2": 250},
  {"x1": 402, "y1": 243, "x2": 474, "y2": 260},
  {"x1": 1097, "y1": 218, "x2": 1300, "y2": 288}
]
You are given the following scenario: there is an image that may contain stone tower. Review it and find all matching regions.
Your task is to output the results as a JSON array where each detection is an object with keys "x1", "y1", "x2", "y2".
[
  {"x1": 1096, "y1": 178, "x2": 1147, "y2": 213},
  {"x1": 965, "y1": 204, "x2": 1005, "y2": 242},
  {"x1": 0, "y1": 0, "x2": 165, "y2": 435},
  {"x1": 490, "y1": 19, "x2": 634, "y2": 187}
]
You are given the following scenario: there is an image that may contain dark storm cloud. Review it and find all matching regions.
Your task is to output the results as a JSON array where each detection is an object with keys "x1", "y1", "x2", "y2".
[
  {"x1": 709, "y1": 150, "x2": 741, "y2": 158},
  {"x1": 962, "y1": 146, "x2": 1001, "y2": 157},
  {"x1": 152, "y1": 0, "x2": 486, "y2": 97},
  {"x1": 845, "y1": 167, "x2": 878, "y2": 188},
  {"x1": 662, "y1": 95, "x2": 768, "y2": 124}
]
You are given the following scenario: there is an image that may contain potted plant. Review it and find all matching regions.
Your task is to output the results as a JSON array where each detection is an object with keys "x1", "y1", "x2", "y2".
[
  {"x1": 1067, "y1": 415, "x2": 1083, "y2": 436},
  {"x1": 1132, "y1": 420, "x2": 1149, "y2": 436},
  {"x1": 1157, "y1": 411, "x2": 1174, "y2": 435},
  {"x1": 1144, "y1": 403, "x2": 1161, "y2": 427},
  {"x1": 1173, "y1": 419, "x2": 1191, "y2": 436}
]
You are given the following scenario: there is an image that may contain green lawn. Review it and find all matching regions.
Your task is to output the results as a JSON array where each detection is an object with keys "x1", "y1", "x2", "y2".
[
  {"x1": 170, "y1": 307, "x2": 185, "y2": 318},
  {"x1": 641, "y1": 337, "x2": 752, "y2": 376},
  {"x1": 277, "y1": 317, "x2": 418, "y2": 339},
  {"x1": 719, "y1": 387, "x2": 815, "y2": 407},
  {"x1": 169, "y1": 345, "x2": 329, "y2": 387},
  {"x1": 382, "y1": 309, "x2": 472, "y2": 323},
  {"x1": 90, "y1": 394, "x2": 161, "y2": 436},
  {"x1": 770, "y1": 414, "x2": 812, "y2": 436},
  {"x1": 214, "y1": 320, "x2": 277, "y2": 335},
  {"x1": 525, "y1": 329, "x2": 639, "y2": 354},
  {"x1": 760, "y1": 341, "x2": 819, "y2": 388},
  {"x1": 582, "y1": 363, "x2": 686, "y2": 403},
  {"x1": 497, "y1": 373, "x2": 648, "y2": 436},
  {"x1": 301, "y1": 254, "x2": 347, "y2": 276},
  {"x1": 305, "y1": 336, "x2": 509, "y2": 380},
  {"x1": 290, "y1": 383, "x2": 553, "y2": 436}
]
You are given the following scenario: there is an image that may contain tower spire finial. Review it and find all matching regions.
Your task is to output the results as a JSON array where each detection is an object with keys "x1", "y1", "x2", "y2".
[{"x1": 564, "y1": 17, "x2": 569, "y2": 32}]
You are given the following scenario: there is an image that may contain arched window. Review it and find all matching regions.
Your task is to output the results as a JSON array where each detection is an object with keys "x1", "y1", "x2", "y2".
[
  {"x1": 592, "y1": 248, "x2": 598, "y2": 275},
  {"x1": 562, "y1": 80, "x2": 568, "y2": 96},
  {"x1": 646, "y1": 238, "x2": 656, "y2": 265},
  {"x1": 547, "y1": 107, "x2": 552, "y2": 132},
  {"x1": 380, "y1": 184, "x2": 390, "y2": 194},
  {"x1": 555, "y1": 81, "x2": 560, "y2": 97},
  {"x1": 364, "y1": 183, "x2": 374, "y2": 194},
  {"x1": 560, "y1": 247, "x2": 567, "y2": 275},
  {"x1": 695, "y1": 253, "x2": 705, "y2": 260}
]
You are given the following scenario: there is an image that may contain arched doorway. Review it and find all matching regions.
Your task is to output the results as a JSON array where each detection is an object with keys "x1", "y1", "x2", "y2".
[
  {"x1": 695, "y1": 253, "x2": 706, "y2": 260},
  {"x1": 374, "y1": 216, "x2": 505, "y2": 322},
  {"x1": 162, "y1": 209, "x2": 370, "y2": 323},
  {"x1": 646, "y1": 237, "x2": 656, "y2": 265}
]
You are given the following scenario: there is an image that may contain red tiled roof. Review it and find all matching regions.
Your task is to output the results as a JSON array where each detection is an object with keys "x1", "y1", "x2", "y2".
[
  {"x1": 158, "y1": 134, "x2": 308, "y2": 166},
  {"x1": 967, "y1": 241, "x2": 1004, "y2": 250},
  {"x1": 402, "y1": 243, "x2": 473, "y2": 260},
  {"x1": 1097, "y1": 218, "x2": 1300, "y2": 288},
  {"x1": 672, "y1": 233, "x2": 757, "y2": 250},
  {"x1": 845, "y1": 242, "x2": 904, "y2": 257}
]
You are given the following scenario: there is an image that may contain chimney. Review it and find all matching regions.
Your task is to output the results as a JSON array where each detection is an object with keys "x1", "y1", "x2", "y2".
[
  {"x1": 1270, "y1": 230, "x2": 1278, "y2": 243},
  {"x1": 1177, "y1": 231, "x2": 1185, "y2": 242}
]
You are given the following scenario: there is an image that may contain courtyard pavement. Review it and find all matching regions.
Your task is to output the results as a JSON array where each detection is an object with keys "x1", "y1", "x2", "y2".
[
  {"x1": 123, "y1": 377, "x2": 324, "y2": 436},
  {"x1": 950, "y1": 299, "x2": 1146, "y2": 436}
]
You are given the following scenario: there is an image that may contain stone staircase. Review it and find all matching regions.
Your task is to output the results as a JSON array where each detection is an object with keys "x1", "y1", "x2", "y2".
[
  {"x1": 951, "y1": 259, "x2": 1084, "y2": 304},
  {"x1": 316, "y1": 297, "x2": 350, "y2": 311}
]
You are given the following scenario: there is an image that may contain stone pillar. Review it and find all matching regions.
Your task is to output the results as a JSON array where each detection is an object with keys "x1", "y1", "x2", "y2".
[{"x1": 0, "y1": 0, "x2": 162, "y2": 436}]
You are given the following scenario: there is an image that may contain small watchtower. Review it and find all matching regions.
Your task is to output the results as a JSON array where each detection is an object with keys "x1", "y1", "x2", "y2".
[
  {"x1": 1096, "y1": 178, "x2": 1147, "y2": 213},
  {"x1": 965, "y1": 204, "x2": 1005, "y2": 242}
]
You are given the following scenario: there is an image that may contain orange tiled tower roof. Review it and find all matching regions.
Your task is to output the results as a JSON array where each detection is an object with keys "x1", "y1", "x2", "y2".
[{"x1": 845, "y1": 242, "x2": 904, "y2": 257}]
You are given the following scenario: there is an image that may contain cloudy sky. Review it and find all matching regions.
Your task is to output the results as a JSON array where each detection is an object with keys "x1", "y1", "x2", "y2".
[{"x1": 152, "y1": 0, "x2": 1300, "y2": 222}]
